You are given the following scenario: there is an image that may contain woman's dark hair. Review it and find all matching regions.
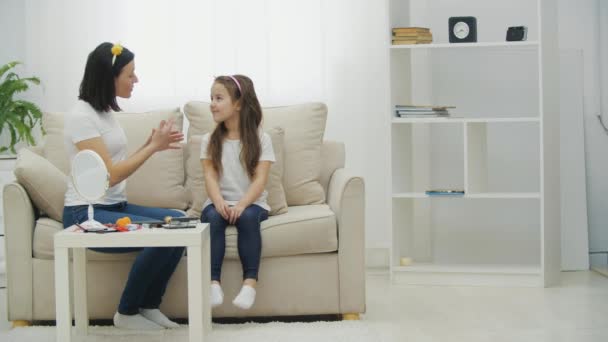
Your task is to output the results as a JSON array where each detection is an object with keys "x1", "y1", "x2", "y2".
[
  {"x1": 208, "y1": 75, "x2": 263, "y2": 179},
  {"x1": 78, "y1": 42, "x2": 134, "y2": 112}
]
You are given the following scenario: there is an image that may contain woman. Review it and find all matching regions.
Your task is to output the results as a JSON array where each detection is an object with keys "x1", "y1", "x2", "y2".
[{"x1": 62, "y1": 42, "x2": 184, "y2": 330}]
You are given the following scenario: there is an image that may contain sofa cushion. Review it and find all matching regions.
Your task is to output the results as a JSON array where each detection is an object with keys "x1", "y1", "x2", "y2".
[
  {"x1": 184, "y1": 135, "x2": 207, "y2": 218},
  {"x1": 41, "y1": 109, "x2": 189, "y2": 210},
  {"x1": 184, "y1": 101, "x2": 327, "y2": 206},
  {"x1": 264, "y1": 127, "x2": 288, "y2": 216},
  {"x1": 42, "y1": 112, "x2": 71, "y2": 174},
  {"x1": 225, "y1": 204, "x2": 337, "y2": 259},
  {"x1": 33, "y1": 205, "x2": 336, "y2": 261},
  {"x1": 117, "y1": 110, "x2": 189, "y2": 209},
  {"x1": 14, "y1": 149, "x2": 67, "y2": 222},
  {"x1": 185, "y1": 128, "x2": 288, "y2": 218}
]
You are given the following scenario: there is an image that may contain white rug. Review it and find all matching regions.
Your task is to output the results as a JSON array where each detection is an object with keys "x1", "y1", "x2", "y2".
[{"x1": 0, "y1": 321, "x2": 394, "y2": 342}]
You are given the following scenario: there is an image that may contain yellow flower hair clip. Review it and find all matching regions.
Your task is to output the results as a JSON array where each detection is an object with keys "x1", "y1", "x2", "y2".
[{"x1": 111, "y1": 43, "x2": 123, "y2": 66}]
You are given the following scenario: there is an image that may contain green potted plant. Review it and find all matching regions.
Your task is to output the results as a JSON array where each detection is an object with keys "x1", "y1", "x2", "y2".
[{"x1": 0, "y1": 61, "x2": 43, "y2": 155}]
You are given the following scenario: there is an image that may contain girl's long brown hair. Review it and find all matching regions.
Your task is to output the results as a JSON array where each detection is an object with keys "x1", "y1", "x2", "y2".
[{"x1": 208, "y1": 75, "x2": 263, "y2": 179}]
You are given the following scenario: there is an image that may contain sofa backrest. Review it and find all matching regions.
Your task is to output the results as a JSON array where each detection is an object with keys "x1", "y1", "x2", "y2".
[
  {"x1": 41, "y1": 108, "x2": 190, "y2": 210},
  {"x1": 184, "y1": 101, "x2": 328, "y2": 207},
  {"x1": 18, "y1": 103, "x2": 343, "y2": 221},
  {"x1": 320, "y1": 141, "x2": 345, "y2": 195}
]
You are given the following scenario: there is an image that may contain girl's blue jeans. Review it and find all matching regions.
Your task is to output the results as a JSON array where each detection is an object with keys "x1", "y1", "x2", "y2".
[
  {"x1": 201, "y1": 204, "x2": 268, "y2": 282},
  {"x1": 63, "y1": 201, "x2": 185, "y2": 315}
]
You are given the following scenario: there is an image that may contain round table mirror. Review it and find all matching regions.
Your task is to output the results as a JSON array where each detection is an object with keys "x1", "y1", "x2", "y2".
[{"x1": 71, "y1": 149, "x2": 109, "y2": 231}]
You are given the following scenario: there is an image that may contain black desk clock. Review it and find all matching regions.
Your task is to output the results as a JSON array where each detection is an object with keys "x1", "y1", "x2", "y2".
[{"x1": 449, "y1": 16, "x2": 477, "y2": 43}]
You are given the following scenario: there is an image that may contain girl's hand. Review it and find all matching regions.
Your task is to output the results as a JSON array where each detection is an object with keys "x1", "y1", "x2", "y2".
[
  {"x1": 214, "y1": 200, "x2": 231, "y2": 221},
  {"x1": 149, "y1": 119, "x2": 184, "y2": 152},
  {"x1": 228, "y1": 204, "x2": 245, "y2": 225}
]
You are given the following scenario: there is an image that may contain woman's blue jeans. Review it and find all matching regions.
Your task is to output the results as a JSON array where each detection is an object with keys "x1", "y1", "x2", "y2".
[
  {"x1": 201, "y1": 204, "x2": 268, "y2": 282},
  {"x1": 63, "y1": 202, "x2": 185, "y2": 315}
]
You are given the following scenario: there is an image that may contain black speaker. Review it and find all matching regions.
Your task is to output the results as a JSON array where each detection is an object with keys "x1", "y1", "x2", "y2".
[{"x1": 506, "y1": 26, "x2": 527, "y2": 41}]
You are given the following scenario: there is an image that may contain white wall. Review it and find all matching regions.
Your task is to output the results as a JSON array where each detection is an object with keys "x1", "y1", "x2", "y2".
[
  {"x1": 559, "y1": 0, "x2": 608, "y2": 269},
  {"x1": 0, "y1": 0, "x2": 25, "y2": 73},
  {"x1": 0, "y1": 0, "x2": 26, "y2": 155},
  {"x1": 0, "y1": 0, "x2": 26, "y2": 279}
]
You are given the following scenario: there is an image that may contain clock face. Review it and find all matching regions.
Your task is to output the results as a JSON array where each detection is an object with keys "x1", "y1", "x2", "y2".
[{"x1": 453, "y1": 21, "x2": 470, "y2": 39}]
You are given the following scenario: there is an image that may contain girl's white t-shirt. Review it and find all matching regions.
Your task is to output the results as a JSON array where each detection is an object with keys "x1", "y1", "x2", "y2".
[
  {"x1": 63, "y1": 100, "x2": 128, "y2": 206},
  {"x1": 200, "y1": 132, "x2": 275, "y2": 211}
]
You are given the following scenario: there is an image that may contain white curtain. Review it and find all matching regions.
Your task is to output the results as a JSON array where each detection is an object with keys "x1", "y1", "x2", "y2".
[
  {"x1": 23, "y1": 0, "x2": 324, "y2": 114},
  {"x1": 5, "y1": 0, "x2": 393, "y2": 249}
]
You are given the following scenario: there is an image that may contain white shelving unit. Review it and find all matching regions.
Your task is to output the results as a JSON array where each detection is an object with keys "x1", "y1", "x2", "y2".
[{"x1": 387, "y1": 0, "x2": 560, "y2": 287}]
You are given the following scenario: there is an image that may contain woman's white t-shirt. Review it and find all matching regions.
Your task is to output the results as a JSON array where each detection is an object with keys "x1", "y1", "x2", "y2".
[
  {"x1": 200, "y1": 132, "x2": 275, "y2": 211},
  {"x1": 64, "y1": 100, "x2": 128, "y2": 206}
]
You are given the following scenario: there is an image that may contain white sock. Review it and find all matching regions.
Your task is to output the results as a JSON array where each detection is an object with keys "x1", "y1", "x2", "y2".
[
  {"x1": 139, "y1": 308, "x2": 180, "y2": 329},
  {"x1": 211, "y1": 283, "x2": 224, "y2": 308},
  {"x1": 232, "y1": 285, "x2": 256, "y2": 310},
  {"x1": 113, "y1": 312, "x2": 164, "y2": 330}
]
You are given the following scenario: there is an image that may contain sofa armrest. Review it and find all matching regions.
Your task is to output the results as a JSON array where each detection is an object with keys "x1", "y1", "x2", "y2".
[
  {"x1": 3, "y1": 182, "x2": 36, "y2": 320},
  {"x1": 327, "y1": 168, "x2": 365, "y2": 314}
]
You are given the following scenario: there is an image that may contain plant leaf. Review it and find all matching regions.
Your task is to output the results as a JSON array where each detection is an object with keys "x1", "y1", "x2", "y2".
[
  {"x1": 0, "y1": 60, "x2": 42, "y2": 153},
  {"x1": 0, "y1": 61, "x2": 19, "y2": 80}
]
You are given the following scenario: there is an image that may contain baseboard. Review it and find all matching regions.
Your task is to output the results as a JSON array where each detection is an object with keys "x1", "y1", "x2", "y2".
[
  {"x1": 365, "y1": 247, "x2": 389, "y2": 269},
  {"x1": 591, "y1": 265, "x2": 608, "y2": 278}
]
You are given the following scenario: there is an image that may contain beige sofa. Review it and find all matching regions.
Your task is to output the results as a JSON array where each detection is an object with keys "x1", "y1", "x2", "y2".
[{"x1": 3, "y1": 102, "x2": 366, "y2": 324}]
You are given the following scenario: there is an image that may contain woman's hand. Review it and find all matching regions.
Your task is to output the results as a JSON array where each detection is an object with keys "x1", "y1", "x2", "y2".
[
  {"x1": 214, "y1": 200, "x2": 232, "y2": 221},
  {"x1": 228, "y1": 204, "x2": 245, "y2": 225},
  {"x1": 142, "y1": 128, "x2": 155, "y2": 148},
  {"x1": 149, "y1": 119, "x2": 184, "y2": 152}
]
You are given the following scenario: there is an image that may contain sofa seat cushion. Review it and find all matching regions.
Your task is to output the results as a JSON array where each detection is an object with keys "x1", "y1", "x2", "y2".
[
  {"x1": 33, "y1": 218, "x2": 138, "y2": 261},
  {"x1": 224, "y1": 204, "x2": 337, "y2": 259},
  {"x1": 33, "y1": 205, "x2": 337, "y2": 261}
]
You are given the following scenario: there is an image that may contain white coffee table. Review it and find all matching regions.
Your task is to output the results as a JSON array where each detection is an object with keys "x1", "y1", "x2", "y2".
[{"x1": 54, "y1": 222, "x2": 211, "y2": 342}]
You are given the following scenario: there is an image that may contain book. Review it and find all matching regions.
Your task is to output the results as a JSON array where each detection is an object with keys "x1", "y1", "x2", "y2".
[
  {"x1": 392, "y1": 40, "x2": 432, "y2": 45},
  {"x1": 392, "y1": 27, "x2": 430, "y2": 33},
  {"x1": 395, "y1": 107, "x2": 448, "y2": 112},
  {"x1": 392, "y1": 32, "x2": 433, "y2": 38},
  {"x1": 396, "y1": 110, "x2": 449, "y2": 114},
  {"x1": 397, "y1": 114, "x2": 449, "y2": 117},
  {"x1": 395, "y1": 105, "x2": 456, "y2": 110},
  {"x1": 425, "y1": 190, "x2": 465, "y2": 196}
]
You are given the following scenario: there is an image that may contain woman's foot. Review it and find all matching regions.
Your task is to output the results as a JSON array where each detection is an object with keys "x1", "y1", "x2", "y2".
[
  {"x1": 211, "y1": 282, "x2": 224, "y2": 308},
  {"x1": 113, "y1": 312, "x2": 164, "y2": 330},
  {"x1": 232, "y1": 279, "x2": 257, "y2": 310},
  {"x1": 139, "y1": 308, "x2": 180, "y2": 328}
]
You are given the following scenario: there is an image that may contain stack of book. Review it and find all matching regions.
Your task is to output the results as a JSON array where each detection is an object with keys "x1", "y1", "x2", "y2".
[
  {"x1": 395, "y1": 105, "x2": 454, "y2": 118},
  {"x1": 392, "y1": 27, "x2": 433, "y2": 45}
]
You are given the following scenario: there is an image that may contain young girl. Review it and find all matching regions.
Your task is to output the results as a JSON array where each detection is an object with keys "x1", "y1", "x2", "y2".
[
  {"x1": 62, "y1": 42, "x2": 185, "y2": 330},
  {"x1": 200, "y1": 75, "x2": 275, "y2": 310}
]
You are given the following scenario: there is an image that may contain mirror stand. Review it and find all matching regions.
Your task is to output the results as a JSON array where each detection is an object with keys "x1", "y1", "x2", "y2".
[{"x1": 79, "y1": 203, "x2": 107, "y2": 231}]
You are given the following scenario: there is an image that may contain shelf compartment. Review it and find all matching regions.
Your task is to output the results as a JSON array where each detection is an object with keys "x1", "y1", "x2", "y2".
[
  {"x1": 465, "y1": 121, "x2": 540, "y2": 194},
  {"x1": 391, "y1": 197, "x2": 541, "y2": 286},
  {"x1": 391, "y1": 123, "x2": 464, "y2": 193},
  {"x1": 390, "y1": 47, "x2": 540, "y2": 121}
]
